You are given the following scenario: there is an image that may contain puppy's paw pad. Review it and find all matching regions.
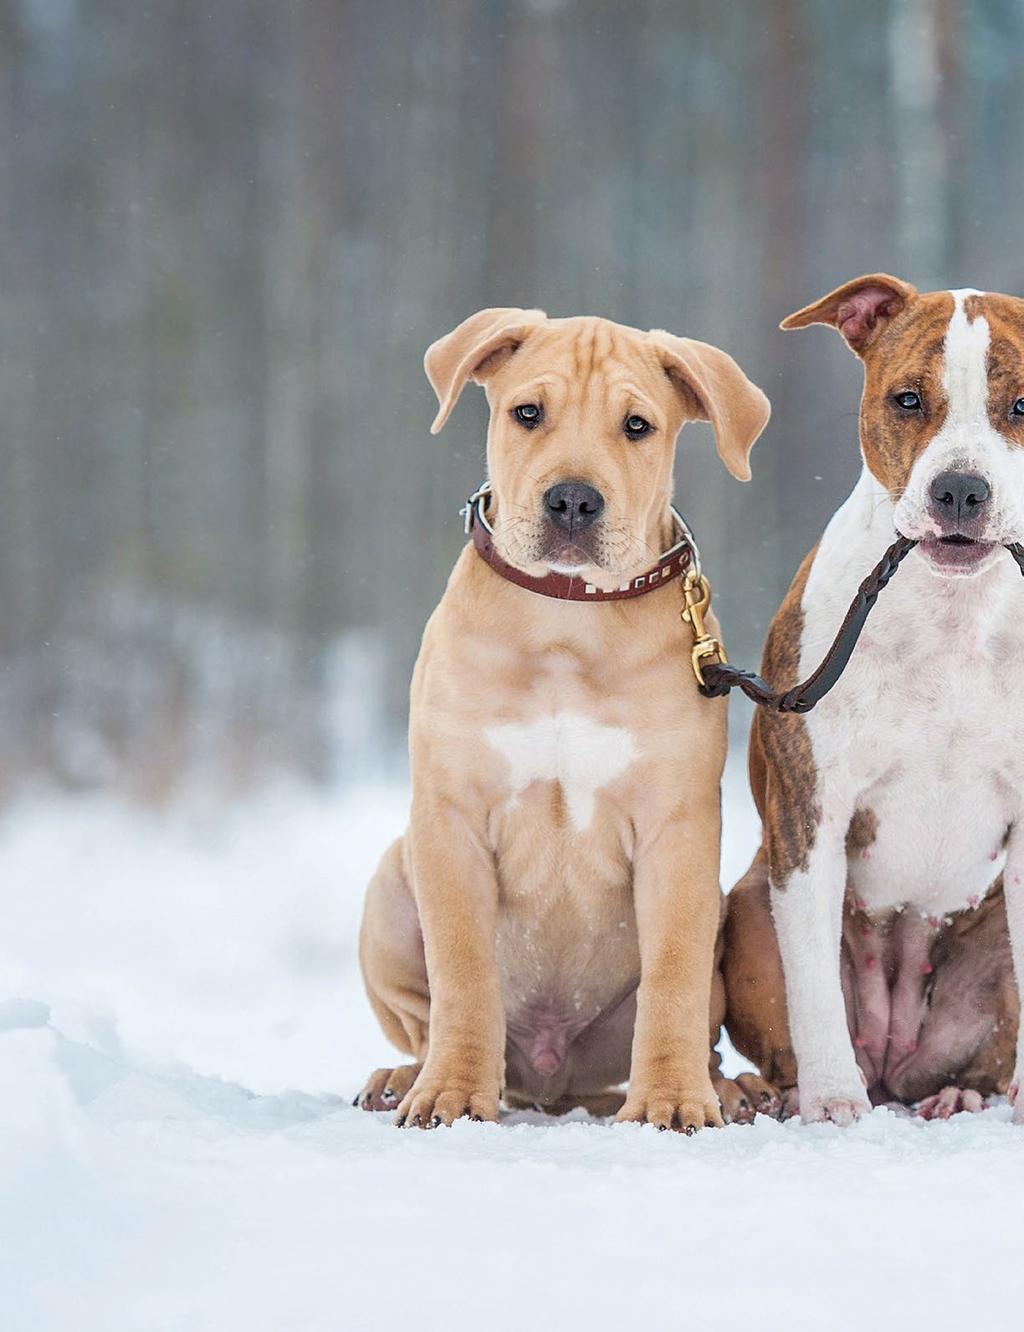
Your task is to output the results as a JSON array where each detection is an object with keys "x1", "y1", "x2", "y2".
[
  {"x1": 395, "y1": 1071, "x2": 499, "y2": 1129},
  {"x1": 354, "y1": 1063, "x2": 421, "y2": 1112},
  {"x1": 616, "y1": 1085, "x2": 723, "y2": 1134}
]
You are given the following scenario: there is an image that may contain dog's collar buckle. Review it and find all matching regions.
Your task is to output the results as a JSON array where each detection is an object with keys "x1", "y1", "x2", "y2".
[
  {"x1": 461, "y1": 480, "x2": 703, "y2": 604},
  {"x1": 461, "y1": 481, "x2": 493, "y2": 536}
]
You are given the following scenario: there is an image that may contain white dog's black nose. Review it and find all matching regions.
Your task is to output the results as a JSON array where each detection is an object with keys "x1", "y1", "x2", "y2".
[
  {"x1": 544, "y1": 482, "x2": 605, "y2": 531},
  {"x1": 929, "y1": 470, "x2": 991, "y2": 524}
]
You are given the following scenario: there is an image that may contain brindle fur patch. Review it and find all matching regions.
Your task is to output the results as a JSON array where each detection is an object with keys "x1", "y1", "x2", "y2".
[
  {"x1": 750, "y1": 546, "x2": 820, "y2": 887},
  {"x1": 981, "y1": 295, "x2": 1024, "y2": 442},
  {"x1": 845, "y1": 807, "x2": 878, "y2": 856},
  {"x1": 858, "y1": 293, "x2": 953, "y2": 500}
]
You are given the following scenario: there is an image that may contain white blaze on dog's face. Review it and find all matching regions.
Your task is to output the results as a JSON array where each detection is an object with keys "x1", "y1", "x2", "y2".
[
  {"x1": 783, "y1": 275, "x2": 1024, "y2": 578},
  {"x1": 425, "y1": 309, "x2": 769, "y2": 587}
]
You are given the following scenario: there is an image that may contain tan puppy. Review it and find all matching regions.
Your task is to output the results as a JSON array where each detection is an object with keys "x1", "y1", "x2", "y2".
[{"x1": 356, "y1": 308, "x2": 771, "y2": 1129}]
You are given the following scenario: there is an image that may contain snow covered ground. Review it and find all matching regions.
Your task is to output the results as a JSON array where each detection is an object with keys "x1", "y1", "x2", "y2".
[{"x1": 4, "y1": 753, "x2": 1023, "y2": 1331}]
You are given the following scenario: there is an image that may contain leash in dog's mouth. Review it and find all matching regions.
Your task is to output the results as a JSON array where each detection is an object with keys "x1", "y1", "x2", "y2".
[
  {"x1": 701, "y1": 536, "x2": 1024, "y2": 714},
  {"x1": 461, "y1": 482, "x2": 1024, "y2": 715}
]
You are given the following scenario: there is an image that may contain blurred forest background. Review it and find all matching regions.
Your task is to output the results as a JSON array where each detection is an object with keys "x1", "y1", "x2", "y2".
[{"x1": 2, "y1": 0, "x2": 1022, "y2": 801}]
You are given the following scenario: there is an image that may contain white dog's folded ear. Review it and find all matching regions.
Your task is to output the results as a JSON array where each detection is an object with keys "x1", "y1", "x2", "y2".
[
  {"x1": 650, "y1": 332, "x2": 771, "y2": 482},
  {"x1": 780, "y1": 273, "x2": 917, "y2": 355},
  {"x1": 425, "y1": 307, "x2": 547, "y2": 433}
]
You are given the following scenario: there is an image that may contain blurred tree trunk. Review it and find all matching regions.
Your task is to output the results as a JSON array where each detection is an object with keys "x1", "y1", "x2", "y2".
[{"x1": 1, "y1": 0, "x2": 1020, "y2": 800}]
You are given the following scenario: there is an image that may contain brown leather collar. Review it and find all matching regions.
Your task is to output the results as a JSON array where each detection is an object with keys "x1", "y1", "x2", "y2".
[{"x1": 462, "y1": 482, "x2": 700, "y2": 603}]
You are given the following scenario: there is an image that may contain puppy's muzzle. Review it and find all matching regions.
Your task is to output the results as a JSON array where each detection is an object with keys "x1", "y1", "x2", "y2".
[{"x1": 543, "y1": 481, "x2": 605, "y2": 532}]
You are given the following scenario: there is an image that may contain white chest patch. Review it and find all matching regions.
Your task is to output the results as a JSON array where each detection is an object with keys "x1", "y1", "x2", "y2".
[{"x1": 484, "y1": 711, "x2": 638, "y2": 832}]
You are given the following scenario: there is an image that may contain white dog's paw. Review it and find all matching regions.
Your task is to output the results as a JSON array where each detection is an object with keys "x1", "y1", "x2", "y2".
[
  {"x1": 916, "y1": 1086, "x2": 985, "y2": 1120},
  {"x1": 800, "y1": 1088, "x2": 871, "y2": 1126}
]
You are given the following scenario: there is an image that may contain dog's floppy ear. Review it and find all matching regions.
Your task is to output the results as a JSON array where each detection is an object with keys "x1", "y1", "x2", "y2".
[
  {"x1": 650, "y1": 332, "x2": 771, "y2": 482},
  {"x1": 781, "y1": 273, "x2": 917, "y2": 355},
  {"x1": 425, "y1": 307, "x2": 547, "y2": 434}
]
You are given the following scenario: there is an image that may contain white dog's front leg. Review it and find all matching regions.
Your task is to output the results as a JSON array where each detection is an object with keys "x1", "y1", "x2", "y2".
[
  {"x1": 770, "y1": 815, "x2": 870, "y2": 1125},
  {"x1": 1003, "y1": 824, "x2": 1024, "y2": 1125}
]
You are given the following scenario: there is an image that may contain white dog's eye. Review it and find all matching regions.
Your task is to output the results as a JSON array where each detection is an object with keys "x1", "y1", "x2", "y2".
[
  {"x1": 893, "y1": 390, "x2": 922, "y2": 411},
  {"x1": 513, "y1": 403, "x2": 542, "y2": 428},
  {"x1": 1012, "y1": 398, "x2": 1024, "y2": 417},
  {"x1": 624, "y1": 414, "x2": 652, "y2": 439}
]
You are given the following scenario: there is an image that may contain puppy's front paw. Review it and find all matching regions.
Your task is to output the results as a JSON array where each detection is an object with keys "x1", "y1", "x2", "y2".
[
  {"x1": 800, "y1": 1088, "x2": 871, "y2": 1126},
  {"x1": 616, "y1": 1078, "x2": 723, "y2": 1133},
  {"x1": 395, "y1": 1064, "x2": 500, "y2": 1128}
]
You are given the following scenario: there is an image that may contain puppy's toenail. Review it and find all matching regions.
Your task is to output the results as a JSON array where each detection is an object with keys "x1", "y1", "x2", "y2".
[
  {"x1": 396, "y1": 1116, "x2": 406, "y2": 1128},
  {"x1": 431, "y1": 1115, "x2": 442, "y2": 1128},
  {"x1": 684, "y1": 1124, "x2": 697, "y2": 1136}
]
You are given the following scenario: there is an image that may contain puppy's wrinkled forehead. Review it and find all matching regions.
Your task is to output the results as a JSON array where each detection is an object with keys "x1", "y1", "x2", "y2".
[
  {"x1": 425, "y1": 306, "x2": 770, "y2": 481},
  {"x1": 489, "y1": 316, "x2": 679, "y2": 415}
]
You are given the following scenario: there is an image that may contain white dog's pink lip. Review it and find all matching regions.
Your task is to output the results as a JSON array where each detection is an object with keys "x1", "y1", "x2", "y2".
[{"x1": 919, "y1": 534, "x2": 995, "y2": 572}]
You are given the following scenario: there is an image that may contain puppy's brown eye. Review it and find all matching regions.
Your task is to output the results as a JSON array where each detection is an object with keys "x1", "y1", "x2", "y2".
[
  {"x1": 624, "y1": 414, "x2": 652, "y2": 439},
  {"x1": 893, "y1": 390, "x2": 922, "y2": 411},
  {"x1": 513, "y1": 403, "x2": 542, "y2": 428}
]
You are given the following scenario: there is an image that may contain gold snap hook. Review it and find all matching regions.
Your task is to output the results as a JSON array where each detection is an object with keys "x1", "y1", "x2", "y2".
[{"x1": 681, "y1": 571, "x2": 728, "y2": 687}]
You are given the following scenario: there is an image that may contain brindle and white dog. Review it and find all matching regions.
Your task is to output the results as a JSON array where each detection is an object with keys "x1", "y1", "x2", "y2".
[{"x1": 724, "y1": 275, "x2": 1024, "y2": 1124}]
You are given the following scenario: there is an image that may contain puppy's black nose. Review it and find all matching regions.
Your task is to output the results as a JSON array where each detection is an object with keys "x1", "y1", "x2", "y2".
[
  {"x1": 543, "y1": 481, "x2": 605, "y2": 531},
  {"x1": 929, "y1": 470, "x2": 991, "y2": 524}
]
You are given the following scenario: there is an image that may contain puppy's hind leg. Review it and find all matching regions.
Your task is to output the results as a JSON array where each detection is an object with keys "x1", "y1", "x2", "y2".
[{"x1": 355, "y1": 838, "x2": 429, "y2": 1111}]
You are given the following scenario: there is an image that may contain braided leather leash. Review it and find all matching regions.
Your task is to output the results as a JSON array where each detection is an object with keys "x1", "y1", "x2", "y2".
[
  {"x1": 692, "y1": 538, "x2": 1024, "y2": 712},
  {"x1": 687, "y1": 536, "x2": 922, "y2": 713}
]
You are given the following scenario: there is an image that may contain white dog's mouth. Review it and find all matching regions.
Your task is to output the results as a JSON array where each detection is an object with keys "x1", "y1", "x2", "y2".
[{"x1": 918, "y1": 533, "x2": 998, "y2": 575}]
